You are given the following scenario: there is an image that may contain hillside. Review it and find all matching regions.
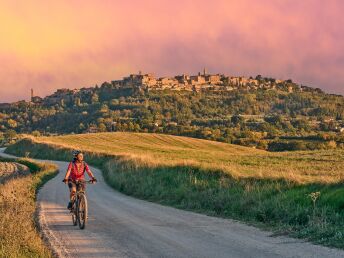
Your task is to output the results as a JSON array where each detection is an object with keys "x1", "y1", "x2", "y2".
[
  {"x1": 1, "y1": 72, "x2": 344, "y2": 151},
  {"x1": 20, "y1": 132, "x2": 344, "y2": 184},
  {"x1": 6, "y1": 132, "x2": 344, "y2": 248}
]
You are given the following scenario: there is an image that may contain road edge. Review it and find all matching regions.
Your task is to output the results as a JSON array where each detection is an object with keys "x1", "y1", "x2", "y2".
[{"x1": 35, "y1": 192, "x2": 71, "y2": 258}]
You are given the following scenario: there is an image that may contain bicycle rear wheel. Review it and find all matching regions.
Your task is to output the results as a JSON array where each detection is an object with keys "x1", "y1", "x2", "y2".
[{"x1": 78, "y1": 194, "x2": 88, "y2": 229}]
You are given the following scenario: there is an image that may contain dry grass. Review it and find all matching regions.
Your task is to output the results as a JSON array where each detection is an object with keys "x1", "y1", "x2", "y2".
[
  {"x1": 0, "y1": 162, "x2": 30, "y2": 183},
  {"x1": 0, "y1": 162, "x2": 29, "y2": 175},
  {"x1": 34, "y1": 132, "x2": 344, "y2": 184},
  {"x1": 0, "y1": 159, "x2": 58, "y2": 258}
]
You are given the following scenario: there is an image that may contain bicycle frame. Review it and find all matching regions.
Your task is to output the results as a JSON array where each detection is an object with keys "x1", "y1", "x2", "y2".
[{"x1": 70, "y1": 180, "x2": 93, "y2": 229}]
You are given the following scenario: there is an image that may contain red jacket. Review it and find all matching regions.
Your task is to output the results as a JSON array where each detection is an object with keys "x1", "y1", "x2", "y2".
[{"x1": 68, "y1": 161, "x2": 91, "y2": 181}]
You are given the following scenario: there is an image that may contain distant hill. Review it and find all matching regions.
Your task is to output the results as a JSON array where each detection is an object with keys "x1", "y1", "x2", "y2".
[{"x1": 1, "y1": 72, "x2": 344, "y2": 151}]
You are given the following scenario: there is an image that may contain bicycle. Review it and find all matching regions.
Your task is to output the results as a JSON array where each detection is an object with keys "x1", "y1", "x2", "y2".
[{"x1": 69, "y1": 179, "x2": 94, "y2": 229}]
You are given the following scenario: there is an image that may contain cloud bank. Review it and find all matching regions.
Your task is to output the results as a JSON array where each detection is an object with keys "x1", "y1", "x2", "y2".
[{"x1": 0, "y1": 0, "x2": 343, "y2": 102}]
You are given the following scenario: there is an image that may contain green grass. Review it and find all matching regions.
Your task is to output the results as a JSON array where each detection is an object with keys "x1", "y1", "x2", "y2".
[
  {"x1": 0, "y1": 156, "x2": 58, "y2": 258},
  {"x1": 5, "y1": 132, "x2": 344, "y2": 248}
]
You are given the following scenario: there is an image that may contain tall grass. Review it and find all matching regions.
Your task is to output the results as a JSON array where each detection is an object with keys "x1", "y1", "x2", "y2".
[
  {"x1": 0, "y1": 156, "x2": 58, "y2": 258},
  {"x1": 5, "y1": 134, "x2": 344, "y2": 248}
]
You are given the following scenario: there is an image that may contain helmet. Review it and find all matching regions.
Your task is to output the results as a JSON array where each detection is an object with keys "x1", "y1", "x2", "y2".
[{"x1": 72, "y1": 150, "x2": 82, "y2": 157}]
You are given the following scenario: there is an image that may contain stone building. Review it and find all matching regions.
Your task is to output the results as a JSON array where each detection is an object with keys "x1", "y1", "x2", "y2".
[
  {"x1": 116, "y1": 70, "x2": 288, "y2": 91},
  {"x1": 31, "y1": 96, "x2": 43, "y2": 103},
  {"x1": 122, "y1": 72, "x2": 157, "y2": 88},
  {"x1": 43, "y1": 88, "x2": 74, "y2": 105},
  {"x1": 189, "y1": 75, "x2": 206, "y2": 85},
  {"x1": 175, "y1": 74, "x2": 190, "y2": 85},
  {"x1": 158, "y1": 77, "x2": 178, "y2": 87},
  {"x1": 30, "y1": 89, "x2": 43, "y2": 104},
  {"x1": 205, "y1": 74, "x2": 221, "y2": 84}
]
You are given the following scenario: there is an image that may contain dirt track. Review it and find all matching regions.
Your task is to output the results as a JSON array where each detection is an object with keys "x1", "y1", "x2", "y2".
[{"x1": 1, "y1": 148, "x2": 343, "y2": 258}]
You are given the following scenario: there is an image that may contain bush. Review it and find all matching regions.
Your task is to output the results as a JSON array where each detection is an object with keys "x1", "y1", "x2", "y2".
[
  {"x1": 32, "y1": 130, "x2": 41, "y2": 137},
  {"x1": 268, "y1": 140, "x2": 307, "y2": 151}
]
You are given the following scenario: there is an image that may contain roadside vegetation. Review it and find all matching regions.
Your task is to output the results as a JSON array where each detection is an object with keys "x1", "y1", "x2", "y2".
[
  {"x1": 0, "y1": 156, "x2": 58, "y2": 258},
  {"x1": 5, "y1": 132, "x2": 344, "y2": 249},
  {"x1": 0, "y1": 161, "x2": 29, "y2": 183}
]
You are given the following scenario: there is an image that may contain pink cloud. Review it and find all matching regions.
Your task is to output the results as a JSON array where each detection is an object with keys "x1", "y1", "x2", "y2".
[{"x1": 0, "y1": 0, "x2": 343, "y2": 102}]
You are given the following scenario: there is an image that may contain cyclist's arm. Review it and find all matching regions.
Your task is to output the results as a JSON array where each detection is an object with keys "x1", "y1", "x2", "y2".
[
  {"x1": 85, "y1": 164, "x2": 95, "y2": 179},
  {"x1": 63, "y1": 163, "x2": 72, "y2": 181}
]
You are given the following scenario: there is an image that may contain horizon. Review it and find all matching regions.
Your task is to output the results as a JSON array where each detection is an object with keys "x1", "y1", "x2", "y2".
[{"x1": 1, "y1": 0, "x2": 343, "y2": 102}]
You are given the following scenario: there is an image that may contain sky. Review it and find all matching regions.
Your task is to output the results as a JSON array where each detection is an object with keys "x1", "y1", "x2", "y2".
[{"x1": 0, "y1": 0, "x2": 343, "y2": 102}]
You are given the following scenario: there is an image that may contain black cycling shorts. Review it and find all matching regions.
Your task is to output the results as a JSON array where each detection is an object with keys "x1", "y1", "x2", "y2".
[{"x1": 68, "y1": 180, "x2": 86, "y2": 192}]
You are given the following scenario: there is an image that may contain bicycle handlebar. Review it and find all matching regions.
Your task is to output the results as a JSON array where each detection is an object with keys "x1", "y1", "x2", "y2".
[
  {"x1": 75, "y1": 179, "x2": 96, "y2": 184},
  {"x1": 63, "y1": 179, "x2": 96, "y2": 184},
  {"x1": 77, "y1": 180, "x2": 93, "y2": 184}
]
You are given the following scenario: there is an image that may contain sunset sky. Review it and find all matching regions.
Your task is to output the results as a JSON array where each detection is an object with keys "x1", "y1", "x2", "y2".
[{"x1": 0, "y1": 0, "x2": 343, "y2": 102}]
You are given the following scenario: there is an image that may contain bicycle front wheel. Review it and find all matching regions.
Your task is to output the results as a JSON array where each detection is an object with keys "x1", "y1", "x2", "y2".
[
  {"x1": 72, "y1": 211, "x2": 78, "y2": 226},
  {"x1": 72, "y1": 199, "x2": 77, "y2": 226},
  {"x1": 77, "y1": 194, "x2": 88, "y2": 229}
]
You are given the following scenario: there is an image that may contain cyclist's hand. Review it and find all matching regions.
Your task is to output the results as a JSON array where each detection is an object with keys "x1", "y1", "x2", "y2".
[
  {"x1": 91, "y1": 177, "x2": 97, "y2": 184},
  {"x1": 62, "y1": 178, "x2": 68, "y2": 184}
]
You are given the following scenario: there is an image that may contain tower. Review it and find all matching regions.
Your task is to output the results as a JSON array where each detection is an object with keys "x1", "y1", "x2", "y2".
[
  {"x1": 203, "y1": 68, "x2": 207, "y2": 76},
  {"x1": 31, "y1": 88, "x2": 34, "y2": 101}
]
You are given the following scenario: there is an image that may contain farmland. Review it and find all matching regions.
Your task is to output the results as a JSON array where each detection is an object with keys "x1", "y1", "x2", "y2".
[
  {"x1": 5, "y1": 132, "x2": 344, "y2": 248},
  {"x1": 31, "y1": 132, "x2": 344, "y2": 184}
]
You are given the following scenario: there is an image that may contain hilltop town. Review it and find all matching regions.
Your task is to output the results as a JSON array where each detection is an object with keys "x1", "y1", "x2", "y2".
[{"x1": 25, "y1": 69, "x2": 324, "y2": 106}]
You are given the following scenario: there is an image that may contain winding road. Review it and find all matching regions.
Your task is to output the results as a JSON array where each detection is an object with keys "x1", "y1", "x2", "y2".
[{"x1": 1, "y1": 148, "x2": 343, "y2": 258}]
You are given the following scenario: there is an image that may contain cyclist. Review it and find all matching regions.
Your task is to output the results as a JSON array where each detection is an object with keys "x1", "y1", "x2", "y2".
[{"x1": 62, "y1": 150, "x2": 97, "y2": 210}]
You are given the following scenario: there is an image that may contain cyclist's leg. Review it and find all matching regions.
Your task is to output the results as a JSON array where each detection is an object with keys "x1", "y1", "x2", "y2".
[
  {"x1": 68, "y1": 181, "x2": 77, "y2": 200},
  {"x1": 67, "y1": 181, "x2": 76, "y2": 209}
]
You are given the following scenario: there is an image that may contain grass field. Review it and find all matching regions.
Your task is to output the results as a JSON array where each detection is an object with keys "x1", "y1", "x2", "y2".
[
  {"x1": 0, "y1": 156, "x2": 58, "y2": 257},
  {"x1": 5, "y1": 132, "x2": 344, "y2": 248},
  {"x1": 29, "y1": 132, "x2": 344, "y2": 183}
]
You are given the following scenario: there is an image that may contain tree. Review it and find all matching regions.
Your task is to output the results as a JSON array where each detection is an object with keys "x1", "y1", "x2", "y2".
[
  {"x1": 32, "y1": 130, "x2": 41, "y2": 137},
  {"x1": 78, "y1": 123, "x2": 85, "y2": 132},
  {"x1": 7, "y1": 119, "x2": 17, "y2": 128},
  {"x1": 264, "y1": 115, "x2": 283, "y2": 125},
  {"x1": 75, "y1": 97, "x2": 81, "y2": 106},
  {"x1": 212, "y1": 129, "x2": 221, "y2": 139},
  {"x1": 4, "y1": 130, "x2": 17, "y2": 141},
  {"x1": 91, "y1": 93, "x2": 99, "y2": 103},
  {"x1": 100, "y1": 104, "x2": 109, "y2": 113},
  {"x1": 98, "y1": 123, "x2": 107, "y2": 132},
  {"x1": 231, "y1": 115, "x2": 244, "y2": 126}
]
